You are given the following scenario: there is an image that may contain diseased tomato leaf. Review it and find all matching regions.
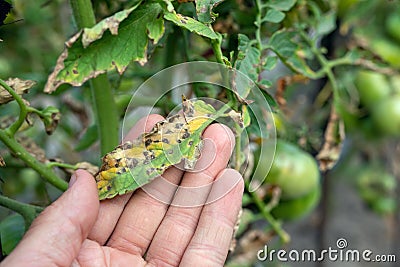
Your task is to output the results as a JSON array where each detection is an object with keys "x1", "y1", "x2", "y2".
[
  {"x1": 195, "y1": 0, "x2": 224, "y2": 24},
  {"x1": 95, "y1": 97, "x2": 237, "y2": 200},
  {"x1": 163, "y1": 11, "x2": 219, "y2": 40},
  {"x1": 44, "y1": 3, "x2": 164, "y2": 93}
]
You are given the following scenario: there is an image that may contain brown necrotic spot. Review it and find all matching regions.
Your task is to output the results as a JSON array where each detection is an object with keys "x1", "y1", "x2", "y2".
[
  {"x1": 146, "y1": 168, "x2": 155, "y2": 175},
  {"x1": 145, "y1": 139, "x2": 152, "y2": 147},
  {"x1": 122, "y1": 142, "x2": 132, "y2": 149},
  {"x1": 72, "y1": 69, "x2": 78, "y2": 74},
  {"x1": 175, "y1": 123, "x2": 184, "y2": 129},
  {"x1": 182, "y1": 131, "x2": 190, "y2": 139},
  {"x1": 127, "y1": 158, "x2": 139, "y2": 168},
  {"x1": 162, "y1": 138, "x2": 169, "y2": 144},
  {"x1": 117, "y1": 167, "x2": 127, "y2": 175}
]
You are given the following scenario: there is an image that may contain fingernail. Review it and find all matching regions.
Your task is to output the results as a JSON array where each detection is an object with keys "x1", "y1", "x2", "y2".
[{"x1": 69, "y1": 173, "x2": 77, "y2": 188}]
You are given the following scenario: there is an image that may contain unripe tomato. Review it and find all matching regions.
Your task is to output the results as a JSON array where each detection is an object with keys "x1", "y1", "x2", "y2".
[
  {"x1": 385, "y1": 12, "x2": 400, "y2": 43},
  {"x1": 271, "y1": 185, "x2": 321, "y2": 221},
  {"x1": 355, "y1": 70, "x2": 390, "y2": 108},
  {"x1": 371, "y1": 95, "x2": 400, "y2": 137},
  {"x1": 357, "y1": 166, "x2": 397, "y2": 215},
  {"x1": 371, "y1": 38, "x2": 400, "y2": 68},
  {"x1": 264, "y1": 140, "x2": 320, "y2": 200}
]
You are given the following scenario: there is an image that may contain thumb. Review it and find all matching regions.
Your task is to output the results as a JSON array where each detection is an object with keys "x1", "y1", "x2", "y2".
[{"x1": 2, "y1": 170, "x2": 100, "y2": 267}]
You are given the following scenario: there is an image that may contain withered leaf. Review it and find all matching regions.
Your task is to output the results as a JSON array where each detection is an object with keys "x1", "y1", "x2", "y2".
[{"x1": 0, "y1": 78, "x2": 36, "y2": 105}]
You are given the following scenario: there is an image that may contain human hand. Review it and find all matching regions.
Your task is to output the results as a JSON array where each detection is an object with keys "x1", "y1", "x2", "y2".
[{"x1": 1, "y1": 115, "x2": 244, "y2": 267}]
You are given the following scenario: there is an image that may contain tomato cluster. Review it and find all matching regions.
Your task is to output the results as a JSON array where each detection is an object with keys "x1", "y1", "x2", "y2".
[{"x1": 355, "y1": 71, "x2": 400, "y2": 138}]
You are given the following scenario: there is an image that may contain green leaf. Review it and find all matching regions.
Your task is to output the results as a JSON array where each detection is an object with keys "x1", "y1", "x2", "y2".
[
  {"x1": 268, "y1": 30, "x2": 315, "y2": 77},
  {"x1": 263, "y1": 56, "x2": 277, "y2": 71},
  {"x1": 262, "y1": 9, "x2": 285, "y2": 23},
  {"x1": 82, "y1": 6, "x2": 138, "y2": 48},
  {"x1": 44, "y1": 3, "x2": 164, "y2": 93},
  {"x1": 258, "y1": 79, "x2": 272, "y2": 88},
  {"x1": 259, "y1": 87, "x2": 278, "y2": 108},
  {"x1": 316, "y1": 11, "x2": 336, "y2": 36},
  {"x1": 269, "y1": 30, "x2": 297, "y2": 58},
  {"x1": 267, "y1": 0, "x2": 297, "y2": 11},
  {"x1": 236, "y1": 34, "x2": 260, "y2": 82},
  {"x1": 163, "y1": 11, "x2": 219, "y2": 40},
  {"x1": 234, "y1": 34, "x2": 261, "y2": 100},
  {"x1": 0, "y1": 214, "x2": 25, "y2": 255},
  {"x1": 195, "y1": 0, "x2": 224, "y2": 24}
]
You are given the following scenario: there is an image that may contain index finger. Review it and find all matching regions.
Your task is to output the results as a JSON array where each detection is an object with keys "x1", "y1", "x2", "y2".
[{"x1": 88, "y1": 114, "x2": 164, "y2": 244}]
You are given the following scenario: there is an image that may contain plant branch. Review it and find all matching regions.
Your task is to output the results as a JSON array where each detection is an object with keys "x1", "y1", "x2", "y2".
[
  {"x1": 46, "y1": 162, "x2": 78, "y2": 169},
  {"x1": 0, "y1": 130, "x2": 68, "y2": 191},
  {"x1": 211, "y1": 37, "x2": 225, "y2": 65},
  {"x1": 0, "y1": 195, "x2": 44, "y2": 228},
  {"x1": 244, "y1": 179, "x2": 291, "y2": 243},
  {"x1": 254, "y1": 0, "x2": 263, "y2": 49}
]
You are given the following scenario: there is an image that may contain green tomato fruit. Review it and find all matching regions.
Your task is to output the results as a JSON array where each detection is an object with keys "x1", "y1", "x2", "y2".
[
  {"x1": 355, "y1": 70, "x2": 390, "y2": 108},
  {"x1": 371, "y1": 197, "x2": 397, "y2": 215},
  {"x1": 385, "y1": 12, "x2": 400, "y2": 43},
  {"x1": 265, "y1": 140, "x2": 320, "y2": 200},
  {"x1": 371, "y1": 38, "x2": 400, "y2": 68},
  {"x1": 357, "y1": 167, "x2": 397, "y2": 215},
  {"x1": 271, "y1": 185, "x2": 321, "y2": 221},
  {"x1": 371, "y1": 95, "x2": 400, "y2": 137}
]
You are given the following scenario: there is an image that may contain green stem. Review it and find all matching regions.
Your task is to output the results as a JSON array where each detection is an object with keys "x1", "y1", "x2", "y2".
[
  {"x1": 254, "y1": 0, "x2": 263, "y2": 49},
  {"x1": 0, "y1": 79, "x2": 28, "y2": 136},
  {"x1": 46, "y1": 162, "x2": 78, "y2": 170},
  {"x1": 244, "y1": 179, "x2": 291, "y2": 243},
  {"x1": 0, "y1": 130, "x2": 68, "y2": 191},
  {"x1": 70, "y1": 0, "x2": 96, "y2": 28},
  {"x1": 91, "y1": 75, "x2": 119, "y2": 155},
  {"x1": 211, "y1": 38, "x2": 225, "y2": 65},
  {"x1": 69, "y1": 0, "x2": 119, "y2": 155},
  {"x1": 0, "y1": 195, "x2": 44, "y2": 228}
]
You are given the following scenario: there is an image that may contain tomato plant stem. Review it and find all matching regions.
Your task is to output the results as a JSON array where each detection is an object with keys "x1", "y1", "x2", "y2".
[
  {"x1": 0, "y1": 130, "x2": 68, "y2": 191},
  {"x1": 69, "y1": 0, "x2": 119, "y2": 156},
  {"x1": 244, "y1": 179, "x2": 290, "y2": 243},
  {"x1": 90, "y1": 75, "x2": 119, "y2": 155},
  {"x1": 0, "y1": 195, "x2": 43, "y2": 228}
]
